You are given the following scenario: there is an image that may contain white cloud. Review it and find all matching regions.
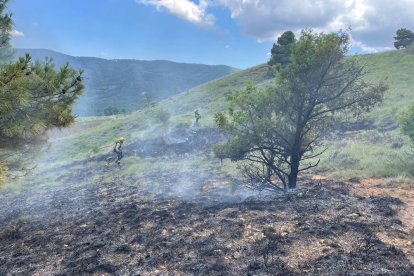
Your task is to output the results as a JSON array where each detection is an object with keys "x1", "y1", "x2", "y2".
[
  {"x1": 214, "y1": 0, "x2": 414, "y2": 49},
  {"x1": 136, "y1": 0, "x2": 215, "y2": 28},
  {"x1": 135, "y1": 0, "x2": 414, "y2": 50},
  {"x1": 33, "y1": 22, "x2": 39, "y2": 27},
  {"x1": 9, "y1": 29, "x2": 24, "y2": 37}
]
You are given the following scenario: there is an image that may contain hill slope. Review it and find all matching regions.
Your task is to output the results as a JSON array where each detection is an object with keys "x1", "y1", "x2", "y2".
[
  {"x1": 14, "y1": 48, "x2": 238, "y2": 116},
  {"x1": 26, "y1": 49, "x2": 413, "y2": 179},
  {"x1": 2, "y1": 49, "x2": 413, "y2": 191}
]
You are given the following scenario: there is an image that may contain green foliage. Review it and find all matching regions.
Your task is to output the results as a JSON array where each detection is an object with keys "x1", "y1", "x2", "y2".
[
  {"x1": 216, "y1": 29, "x2": 387, "y2": 189},
  {"x1": 394, "y1": 28, "x2": 414, "y2": 49},
  {"x1": 0, "y1": 0, "x2": 12, "y2": 61},
  {"x1": 214, "y1": 112, "x2": 227, "y2": 129},
  {"x1": 268, "y1": 31, "x2": 296, "y2": 67},
  {"x1": 212, "y1": 143, "x2": 227, "y2": 163},
  {"x1": 398, "y1": 102, "x2": 414, "y2": 144},
  {"x1": 0, "y1": 56, "x2": 84, "y2": 144},
  {"x1": 0, "y1": 0, "x2": 84, "y2": 183}
]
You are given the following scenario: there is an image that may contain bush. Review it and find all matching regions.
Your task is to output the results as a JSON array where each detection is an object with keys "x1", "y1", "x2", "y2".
[
  {"x1": 398, "y1": 103, "x2": 414, "y2": 144},
  {"x1": 213, "y1": 143, "x2": 229, "y2": 164},
  {"x1": 103, "y1": 106, "x2": 121, "y2": 116},
  {"x1": 153, "y1": 107, "x2": 170, "y2": 125}
]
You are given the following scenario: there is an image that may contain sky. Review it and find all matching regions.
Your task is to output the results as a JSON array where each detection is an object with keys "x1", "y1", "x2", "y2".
[{"x1": 8, "y1": 0, "x2": 414, "y2": 69}]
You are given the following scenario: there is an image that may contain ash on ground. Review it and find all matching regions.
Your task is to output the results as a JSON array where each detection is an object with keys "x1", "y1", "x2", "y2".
[{"x1": 1, "y1": 127, "x2": 413, "y2": 275}]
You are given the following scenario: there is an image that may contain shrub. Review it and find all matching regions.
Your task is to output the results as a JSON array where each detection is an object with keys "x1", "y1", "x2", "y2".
[
  {"x1": 153, "y1": 107, "x2": 170, "y2": 125},
  {"x1": 103, "y1": 106, "x2": 121, "y2": 116},
  {"x1": 398, "y1": 103, "x2": 414, "y2": 144}
]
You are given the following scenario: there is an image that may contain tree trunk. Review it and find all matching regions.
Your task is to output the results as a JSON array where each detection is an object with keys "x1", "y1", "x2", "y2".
[{"x1": 288, "y1": 154, "x2": 300, "y2": 189}]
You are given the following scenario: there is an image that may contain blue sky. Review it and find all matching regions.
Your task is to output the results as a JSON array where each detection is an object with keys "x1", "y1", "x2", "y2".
[{"x1": 9, "y1": 0, "x2": 414, "y2": 68}]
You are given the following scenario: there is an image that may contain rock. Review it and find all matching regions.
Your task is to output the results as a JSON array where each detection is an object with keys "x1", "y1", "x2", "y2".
[{"x1": 346, "y1": 213, "x2": 361, "y2": 219}]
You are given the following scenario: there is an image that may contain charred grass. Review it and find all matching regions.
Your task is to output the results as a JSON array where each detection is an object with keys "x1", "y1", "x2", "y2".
[
  {"x1": 1, "y1": 176, "x2": 414, "y2": 275},
  {"x1": 1, "y1": 125, "x2": 414, "y2": 275}
]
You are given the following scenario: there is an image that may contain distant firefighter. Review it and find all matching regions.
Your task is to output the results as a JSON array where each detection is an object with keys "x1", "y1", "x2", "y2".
[
  {"x1": 194, "y1": 109, "x2": 201, "y2": 125},
  {"x1": 113, "y1": 137, "x2": 125, "y2": 165}
]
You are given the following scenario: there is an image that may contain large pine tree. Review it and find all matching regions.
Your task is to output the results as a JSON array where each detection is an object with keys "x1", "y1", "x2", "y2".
[
  {"x1": 0, "y1": 0, "x2": 84, "y2": 183},
  {"x1": 215, "y1": 30, "x2": 387, "y2": 190}
]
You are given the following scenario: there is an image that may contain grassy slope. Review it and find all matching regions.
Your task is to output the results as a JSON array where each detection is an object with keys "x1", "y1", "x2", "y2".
[
  {"x1": 320, "y1": 50, "x2": 414, "y2": 178},
  {"x1": 4, "y1": 50, "x2": 413, "y2": 193},
  {"x1": 41, "y1": 64, "x2": 271, "y2": 164},
  {"x1": 47, "y1": 50, "x2": 414, "y2": 169},
  {"x1": 358, "y1": 51, "x2": 414, "y2": 123}
]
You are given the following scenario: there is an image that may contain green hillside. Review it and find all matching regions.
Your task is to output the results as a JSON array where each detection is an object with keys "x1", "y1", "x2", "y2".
[
  {"x1": 14, "y1": 49, "x2": 238, "y2": 116},
  {"x1": 3, "y1": 49, "x2": 414, "y2": 193},
  {"x1": 320, "y1": 50, "x2": 414, "y2": 179},
  {"x1": 163, "y1": 50, "x2": 414, "y2": 179},
  {"x1": 356, "y1": 51, "x2": 414, "y2": 124},
  {"x1": 37, "y1": 64, "x2": 271, "y2": 162}
]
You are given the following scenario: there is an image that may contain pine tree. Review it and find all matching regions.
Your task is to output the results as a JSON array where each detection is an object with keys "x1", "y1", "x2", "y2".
[
  {"x1": 268, "y1": 31, "x2": 296, "y2": 67},
  {"x1": 216, "y1": 30, "x2": 387, "y2": 190},
  {"x1": 0, "y1": 0, "x2": 12, "y2": 61},
  {"x1": 0, "y1": 0, "x2": 84, "y2": 183},
  {"x1": 394, "y1": 28, "x2": 414, "y2": 49}
]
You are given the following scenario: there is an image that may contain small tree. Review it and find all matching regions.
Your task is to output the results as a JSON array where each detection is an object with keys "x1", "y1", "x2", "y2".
[
  {"x1": 394, "y1": 28, "x2": 414, "y2": 49},
  {"x1": 216, "y1": 30, "x2": 387, "y2": 190},
  {"x1": 212, "y1": 143, "x2": 230, "y2": 165},
  {"x1": 268, "y1": 31, "x2": 296, "y2": 67}
]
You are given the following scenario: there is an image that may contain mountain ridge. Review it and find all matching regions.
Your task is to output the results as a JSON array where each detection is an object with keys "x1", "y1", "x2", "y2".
[
  {"x1": 16, "y1": 48, "x2": 236, "y2": 66},
  {"x1": 14, "y1": 48, "x2": 238, "y2": 116}
]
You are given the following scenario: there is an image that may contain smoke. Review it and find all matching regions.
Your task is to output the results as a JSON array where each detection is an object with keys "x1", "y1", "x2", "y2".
[{"x1": 0, "y1": 119, "x2": 266, "y2": 238}]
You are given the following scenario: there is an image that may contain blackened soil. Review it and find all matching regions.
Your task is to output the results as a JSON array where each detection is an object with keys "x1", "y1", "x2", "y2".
[
  {"x1": 1, "y1": 127, "x2": 413, "y2": 275},
  {"x1": 1, "y1": 178, "x2": 413, "y2": 275}
]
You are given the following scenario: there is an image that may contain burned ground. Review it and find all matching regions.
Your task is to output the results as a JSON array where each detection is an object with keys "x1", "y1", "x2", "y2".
[
  {"x1": 129, "y1": 127, "x2": 225, "y2": 157},
  {"x1": 1, "y1": 175, "x2": 414, "y2": 275},
  {"x1": 1, "y1": 127, "x2": 414, "y2": 275}
]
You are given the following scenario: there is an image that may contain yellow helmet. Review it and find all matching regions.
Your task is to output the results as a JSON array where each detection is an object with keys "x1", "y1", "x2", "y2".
[{"x1": 118, "y1": 137, "x2": 125, "y2": 142}]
